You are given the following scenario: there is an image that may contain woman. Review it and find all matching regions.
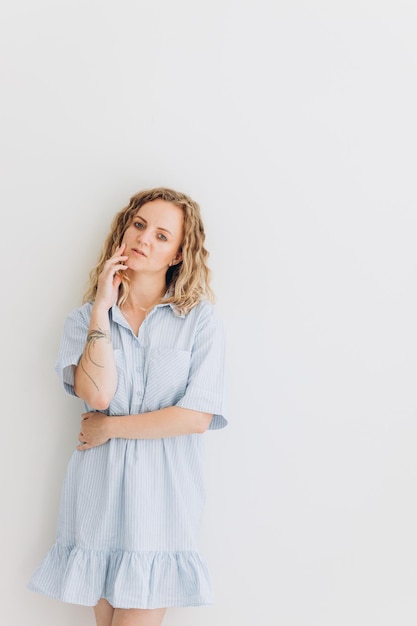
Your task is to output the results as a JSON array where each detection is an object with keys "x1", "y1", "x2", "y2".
[{"x1": 29, "y1": 187, "x2": 227, "y2": 626}]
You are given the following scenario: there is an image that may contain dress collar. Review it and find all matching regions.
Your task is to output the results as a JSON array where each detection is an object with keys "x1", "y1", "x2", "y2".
[{"x1": 110, "y1": 299, "x2": 185, "y2": 327}]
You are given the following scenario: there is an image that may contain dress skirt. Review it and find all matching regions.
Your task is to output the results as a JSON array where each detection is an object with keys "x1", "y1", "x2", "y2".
[{"x1": 28, "y1": 435, "x2": 213, "y2": 609}]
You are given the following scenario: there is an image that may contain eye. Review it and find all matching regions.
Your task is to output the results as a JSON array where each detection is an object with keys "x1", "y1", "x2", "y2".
[
  {"x1": 133, "y1": 221, "x2": 145, "y2": 229},
  {"x1": 157, "y1": 233, "x2": 168, "y2": 241}
]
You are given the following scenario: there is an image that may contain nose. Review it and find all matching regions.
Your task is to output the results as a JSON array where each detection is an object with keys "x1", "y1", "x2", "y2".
[{"x1": 137, "y1": 228, "x2": 151, "y2": 245}]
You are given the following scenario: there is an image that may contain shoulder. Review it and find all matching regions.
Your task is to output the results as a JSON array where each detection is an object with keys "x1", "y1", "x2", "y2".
[
  {"x1": 65, "y1": 301, "x2": 94, "y2": 325},
  {"x1": 186, "y1": 299, "x2": 219, "y2": 319},
  {"x1": 186, "y1": 300, "x2": 225, "y2": 333}
]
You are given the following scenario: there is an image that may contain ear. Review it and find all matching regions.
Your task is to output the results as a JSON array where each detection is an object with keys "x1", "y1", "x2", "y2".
[{"x1": 170, "y1": 251, "x2": 182, "y2": 266}]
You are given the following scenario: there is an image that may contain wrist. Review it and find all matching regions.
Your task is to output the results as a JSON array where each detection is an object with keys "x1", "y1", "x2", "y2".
[
  {"x1": 89, "y1": 306, "x2": 112, "y2": 335},
  {"x1": 108, "y1": 415, "x2": 122, "y2": 439},
  {"x1": 103, "y1": 415, "x2": 114, "y2": 441},
  {"x1": 91, "y1": 302, "x2": 112, "y2": 318}
]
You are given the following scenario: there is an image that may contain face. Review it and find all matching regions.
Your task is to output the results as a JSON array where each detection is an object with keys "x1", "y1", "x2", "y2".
[{"x1": 122, "y1": 199, "x2": 184, "y2": 277}]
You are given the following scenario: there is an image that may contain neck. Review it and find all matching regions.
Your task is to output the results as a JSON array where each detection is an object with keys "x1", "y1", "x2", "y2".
[{"x1": 123, "y1": 281, "x2": 167, "y2": 313}]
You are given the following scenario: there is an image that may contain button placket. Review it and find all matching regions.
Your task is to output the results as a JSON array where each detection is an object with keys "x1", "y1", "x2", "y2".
[{"x1": 132, "y1": 341, "x2": 144, "y2": 411}]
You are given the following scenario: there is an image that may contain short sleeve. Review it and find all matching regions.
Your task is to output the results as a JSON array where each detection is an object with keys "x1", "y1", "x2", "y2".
[
  {"x1": 54, "y1": 304, "x2": 92, "y2": 396},
  {"x1": 176, "y1": 306, "x2": 228, "y2": 430}
]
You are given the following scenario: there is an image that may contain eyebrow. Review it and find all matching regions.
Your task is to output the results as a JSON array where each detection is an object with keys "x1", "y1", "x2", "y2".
[{"x1": 133, "y1": 214, "x2": 173, "y2": 236}]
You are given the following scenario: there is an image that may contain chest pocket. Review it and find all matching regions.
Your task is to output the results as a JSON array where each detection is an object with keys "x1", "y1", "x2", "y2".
[{"x1": 143, "y1": 348, "x2": 191, "y2": 410}]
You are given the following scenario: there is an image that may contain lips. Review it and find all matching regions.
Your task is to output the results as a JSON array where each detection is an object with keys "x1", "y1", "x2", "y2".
[{"x1": 131, "y1": 247, "x2": 147, "y2": 257}]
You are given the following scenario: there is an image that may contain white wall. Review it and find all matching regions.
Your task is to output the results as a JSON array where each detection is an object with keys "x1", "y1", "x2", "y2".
[{"x1": 2, "y1": 1, "x2": 416, "y2": 624}]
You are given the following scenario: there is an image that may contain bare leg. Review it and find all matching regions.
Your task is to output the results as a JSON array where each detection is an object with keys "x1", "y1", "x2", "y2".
[
  {"x1": 111, "y1": 608, "x2": 167, "y2": 626},
  {"x1": 94, "y1": 598, "x2": 115, "y2": 626}
]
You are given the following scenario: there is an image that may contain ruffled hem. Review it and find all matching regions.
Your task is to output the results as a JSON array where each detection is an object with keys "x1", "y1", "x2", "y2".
[{"x1": 28, "y1": 543, "x2": 214, "y2": 609}]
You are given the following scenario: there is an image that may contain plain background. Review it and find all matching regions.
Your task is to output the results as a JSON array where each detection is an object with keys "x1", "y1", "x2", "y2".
[{"x1": 1, "y1": 1, "x2": 416, "y2": 624}]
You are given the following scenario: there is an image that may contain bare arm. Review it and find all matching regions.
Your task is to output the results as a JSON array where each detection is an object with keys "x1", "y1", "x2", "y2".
[
  {"x1": 77, "y1": 407, "x2": 213, "y2": 450},
  {"x1": 74, "y1": 244, "x2": 128, "y2": 410},
  {"x1": 73, "y1": 306, "x2": 117, "y2": 409}
]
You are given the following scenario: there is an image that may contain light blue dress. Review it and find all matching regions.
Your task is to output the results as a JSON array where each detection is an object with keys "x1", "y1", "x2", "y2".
[{"x1": 28, "y1": 300, "x2": 227, "y2": 609}]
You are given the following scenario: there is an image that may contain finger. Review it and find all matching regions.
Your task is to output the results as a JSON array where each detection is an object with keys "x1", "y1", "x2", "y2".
[
  {"x1": 112, "y1": 263, "x2": 129, "y2": 275},
  {"x1": 104, "y1": 260, "x2": 129, "y2": 274},
  {"x1": 110, "y1": 247, "x2": 129, "y2": 261},
  {"x1": 104, "y1": 253, "x2": 129, "y2": 267},
  {"x1": 103, "y1": 262, "x2": 128, "y2": 279}
]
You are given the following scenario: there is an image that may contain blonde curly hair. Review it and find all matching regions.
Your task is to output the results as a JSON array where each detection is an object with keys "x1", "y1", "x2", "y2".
[{"x1": 83, "y1": 187, "x2": 214, "y2": 314}]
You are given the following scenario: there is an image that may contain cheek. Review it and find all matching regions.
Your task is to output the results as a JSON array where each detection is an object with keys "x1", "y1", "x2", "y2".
[{"x1": 122, "y1": 226, "x2": 137, "y2": 242}]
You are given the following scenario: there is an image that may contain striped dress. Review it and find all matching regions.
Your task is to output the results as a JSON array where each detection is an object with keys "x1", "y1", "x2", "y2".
[{"x1": 28, "y1": 299, "x2": 227, "y2": 609}]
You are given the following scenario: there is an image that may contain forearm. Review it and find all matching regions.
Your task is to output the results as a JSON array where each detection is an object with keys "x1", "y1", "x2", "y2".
[
  {"x1": 109, "y1": 407, "x2": 213, "y2": 439},
  {"x1": 74, "y1": 305, "x2": 117, "y2": 409}
]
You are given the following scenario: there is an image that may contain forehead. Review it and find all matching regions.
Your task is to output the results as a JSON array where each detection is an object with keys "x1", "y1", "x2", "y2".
[{"x1": 132, "y1": 199, "x2": 184, "y2": 236}]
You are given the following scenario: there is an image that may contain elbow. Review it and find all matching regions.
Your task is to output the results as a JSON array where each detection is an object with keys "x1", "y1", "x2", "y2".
[
  {"x1": 73, "y1": 365, "x2": 116, "y2": 410},
  {"x1": 74, "y1": 384, "x2": 113, "y2": 411},
  {"x1": 90, "y1": 395, "x2": 112, "y2": 411}
]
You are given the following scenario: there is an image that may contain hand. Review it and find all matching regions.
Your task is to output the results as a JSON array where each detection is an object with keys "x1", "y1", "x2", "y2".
[
  {"x1": 94, "y1": 244, "x2": 129, "y2": 310},
  {"x1": 77, "y1": 412, "x2": 111, "y2": 450}
]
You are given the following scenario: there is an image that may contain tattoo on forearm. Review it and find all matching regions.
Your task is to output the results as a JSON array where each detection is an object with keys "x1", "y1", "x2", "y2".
[
  {"x1": 86, "y1": 329, "x2": 111, "y2": 366},
  {"x1": 80, "y1": 329, "x2": 112, "y2": 391},
  {"x1": 80, "y1": 360, "x2": 100, "y2": 391}
]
